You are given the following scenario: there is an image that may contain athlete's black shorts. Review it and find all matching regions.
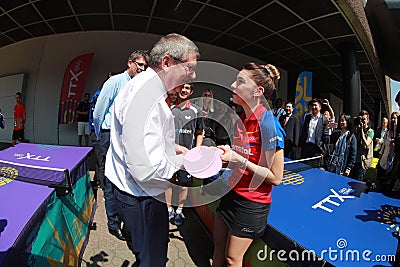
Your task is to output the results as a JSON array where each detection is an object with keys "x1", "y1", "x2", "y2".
[{"x1": 217, "y1": 190, "x2": 271, "y2": 238}]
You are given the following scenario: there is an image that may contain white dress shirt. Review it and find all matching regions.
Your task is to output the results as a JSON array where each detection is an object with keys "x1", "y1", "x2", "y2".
[
  {"x1": 105, "y1": 68, "x2": 183, "y2": 196},
  {"x1": 306, "y1": 113, "x2": 321, "y2": 144}
]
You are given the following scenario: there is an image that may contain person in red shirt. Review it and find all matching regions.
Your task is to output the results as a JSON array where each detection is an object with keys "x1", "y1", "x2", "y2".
[
  {"x1": 12, "y1": 92, "x2": 26, "y2": 146},
  {"x1": 212, "y1": 63, "x2": 285, "y2": 267}
]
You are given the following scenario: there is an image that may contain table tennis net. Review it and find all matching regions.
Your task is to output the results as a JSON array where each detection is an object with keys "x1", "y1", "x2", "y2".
[{"x1": 283, "y1": 156, "x2": 322, "y2": 173}]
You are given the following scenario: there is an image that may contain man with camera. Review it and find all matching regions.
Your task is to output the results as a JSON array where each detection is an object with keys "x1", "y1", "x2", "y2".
[{"x1": 351, "y1": 110, "x2": 374, "y2": 181}]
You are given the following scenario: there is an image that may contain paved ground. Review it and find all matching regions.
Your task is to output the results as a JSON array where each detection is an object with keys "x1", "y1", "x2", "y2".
[{"x1": 81, "y1": 176, "x2": 214, "y2": 267}]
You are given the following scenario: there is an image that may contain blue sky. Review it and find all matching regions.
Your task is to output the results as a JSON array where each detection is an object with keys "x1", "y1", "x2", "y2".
[{"x1": 391, "y1": 79, "x2": 400, "y2": 112}]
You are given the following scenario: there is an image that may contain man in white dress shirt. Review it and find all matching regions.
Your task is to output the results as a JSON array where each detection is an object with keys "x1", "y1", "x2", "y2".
[
  {"x1": 299, "y1": 98, "x2": 329, "y2": 167},
  {"x1": 105, "y1": 33, "x2": 199, "y2": 266}
]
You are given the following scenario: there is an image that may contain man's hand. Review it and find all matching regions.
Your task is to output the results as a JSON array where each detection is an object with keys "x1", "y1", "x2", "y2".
[{"x1": 175, "y1": 144, "x2": 189, "y2": 155}]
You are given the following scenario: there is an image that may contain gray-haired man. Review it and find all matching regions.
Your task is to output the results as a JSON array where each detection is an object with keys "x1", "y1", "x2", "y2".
[{"x1": 106, "y1": 33, "x2": 200, "y2": 266}]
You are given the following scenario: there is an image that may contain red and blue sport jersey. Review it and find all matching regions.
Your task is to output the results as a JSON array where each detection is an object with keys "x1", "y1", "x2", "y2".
[{"x1": 229, "y1": 104, "x2": 285, "y2": 204}]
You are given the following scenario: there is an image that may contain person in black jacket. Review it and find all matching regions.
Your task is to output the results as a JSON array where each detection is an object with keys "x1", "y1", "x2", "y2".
[
  {"x1": 279, "y1": 101, "x2": 300, "y2": 159},
  {"x1": 373, "y1": 116, "x2": 388, "y2": 158},
  {"x1": 298, "y1": 98, "x2": 329, "y2": 167}
]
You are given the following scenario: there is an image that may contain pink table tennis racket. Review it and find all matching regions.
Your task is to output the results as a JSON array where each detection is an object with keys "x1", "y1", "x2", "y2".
[{"x1": 183, "y1": 146, "x2": 224, "y2": 178}]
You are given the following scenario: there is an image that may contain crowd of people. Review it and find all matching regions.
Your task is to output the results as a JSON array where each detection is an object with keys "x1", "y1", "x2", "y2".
[
  {"x1": 273, "y1": 95, "x2": 400, "y2": 193},
  {"x1": 64, "y1": 32, "x2": 398, "y2": 266}
]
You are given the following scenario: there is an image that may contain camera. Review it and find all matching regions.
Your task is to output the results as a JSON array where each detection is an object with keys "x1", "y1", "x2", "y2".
[{"x1": 354, "y1": 116, "x2": 365, "y2": 126}]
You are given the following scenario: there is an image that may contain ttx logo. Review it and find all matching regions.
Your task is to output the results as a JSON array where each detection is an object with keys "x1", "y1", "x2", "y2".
[
  {"x1": 312, "y1": 188, "x2": 355, "y2": 213},
  {"x1": 15, "y1": 153, "x2": 50, "y2": 162},
  {"x1": 68, "y1": 66, "x2": 83, "y2": 98}
]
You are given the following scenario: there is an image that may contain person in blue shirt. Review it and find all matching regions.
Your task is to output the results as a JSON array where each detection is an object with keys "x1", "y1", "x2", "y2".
[
  {"x1": 89, "y1": 72, "x2": 116, "y2": 189},
  {"x1": 93, "y1": 51, "x2": 149, "y2": 241},
  {"x1": 89, "y1": 89, "x2": 101, "y2": 189},
  {"x1": 89, "y1": 72, "x2": 115, "y2": 136},
  {"x1": 89, "y1": 90, "x2": 100, "y2": 135}
]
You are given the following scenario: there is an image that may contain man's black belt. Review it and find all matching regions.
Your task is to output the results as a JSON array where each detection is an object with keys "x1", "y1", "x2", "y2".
[{"x1": 101, "y1": 129, "x2": 110, "y2": 132}]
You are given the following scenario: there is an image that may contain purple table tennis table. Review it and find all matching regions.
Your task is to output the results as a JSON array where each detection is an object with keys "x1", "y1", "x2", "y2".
[{"x1": 0, "y1": 143, "x2": 94, "y2": 267}]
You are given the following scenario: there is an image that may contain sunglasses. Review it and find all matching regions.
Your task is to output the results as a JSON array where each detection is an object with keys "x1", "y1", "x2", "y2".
[
  {"x1": 203, "y1": 94, "x2": 212, "y2": 97},
  {"x1": 171, "y1": 56, "x2": 196, "y2": 73},
  {"x1": 134, "y1": 61, "x2": 148, "y2": 70}
]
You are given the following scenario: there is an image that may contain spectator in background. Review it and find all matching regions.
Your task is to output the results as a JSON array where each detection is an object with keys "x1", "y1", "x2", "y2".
[
  {"x1": 0, "y1": 109, "x2": 5, "y2": 129},
  {"x1": 166, "y1": 91, "x2": 179, "y2": 108},
  {"x1": 166, "y1": 83, "x2": 204, "y2": 226},
  {"x1": 298, "y1": 98, "x2": 329, "y2": 168},
  {"x1": 272, "y1": 97, "x2": 285, "y2": 120},
  {"x1": 76, "y1": 92, "x2": 90, "y2": 146},
  {"x1": 351, "y1": 110, "x2": 374, "y2": 181},
  {"x1": 93, "y1": 50, "x2": 149, "y2": 241},
  {"x1": 279, "y1": 101, "x2": 300, "y2": 159},
  {"x1": 374, "y1": 116, "x2": 389, "y2": 158},
  {"x1": 327, "y1": 113, "x2": 357, "y2": 176},
  {"x1": 322, "y1": 99, "x2": 335, "y2": 122},
  {"x1": 215, "y1": 102, "x2": 237, "y2": 146},
  {"x1": 321, "y1": 98, "x2": 336, "y2": 165},
  {"x1": 12, "y1": 92, "x2": 26, "y2": 146},
  {"x1": 89, "y1": 72, "x2": 116, "y2": 190},
  {"x1": 89, "y1": 90, "x2": 102, "y2": 189},
  {"x1": 195, "y1": 89, "x2": 217, "y2": 145},
  {"x1": 377, "y1": 112, "x2": 397, "y2": 192},
  {"x1": 300, "y1": 101, "x2": 312, "y2": 129},
  {"x1": 386, "y1": 113, "x2": 400, "y2": 192}
]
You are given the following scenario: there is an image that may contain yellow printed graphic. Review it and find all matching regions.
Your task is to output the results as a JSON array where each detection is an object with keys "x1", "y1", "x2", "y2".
[
  {"x1": 282, "y1": 170, "x2": 304, "y2": 185},
  {"x1": 378, "y1": 206, "x2": 400, "y2": 233},
  {"x1": 0, "y1": 166, "x2": 18, "y2": 186}
]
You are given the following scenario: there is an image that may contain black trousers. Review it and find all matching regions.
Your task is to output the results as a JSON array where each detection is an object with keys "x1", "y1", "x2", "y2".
[
  {"x1": 284, "y1": 139, "x2": 295, "y2": 159},
  {"x1": 113, "y1": 186, "x2": 169, "y2": 267},
  {"x1": 98, "y1": 131, "x2": 120, "y2": 230}
]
